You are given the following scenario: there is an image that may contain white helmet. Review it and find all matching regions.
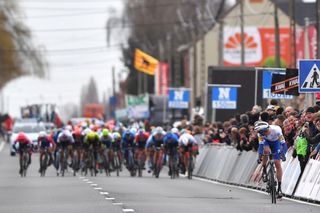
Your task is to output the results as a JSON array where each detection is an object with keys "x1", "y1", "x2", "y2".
[
  {"x1": 65, "y1": 125, "x2": 73, "y2": 132},
  {"x1": 39, "y1": 131, "x2": 47, "y2": 138},
  {"x1": 254, "y1": 121, "x2": 269, "y2": 134},
  {"x1": 171, "y1": 128, "x2": 179, "y2": 134}
]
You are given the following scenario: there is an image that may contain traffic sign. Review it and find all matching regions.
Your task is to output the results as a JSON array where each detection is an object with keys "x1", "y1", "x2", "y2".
[
  {"x1": 211, "y1": 87, "x2": 237, "y2": 109},
  {"x1": 299, "y1": 60, "x2": 320, "y2": 93},
  {"x1": 168, "y1": 88, "x2": 190, "y2": 109},
  {"x1": 262, "y1": 71, "x2": 293, "y2": 99}
]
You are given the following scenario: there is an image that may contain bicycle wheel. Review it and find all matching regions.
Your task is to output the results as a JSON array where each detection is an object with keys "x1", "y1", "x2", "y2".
[
  {"x1": 23, "y1": 153, "x2": 28, "y2": 177},
  {"x1": 41, "y1": 153, "x2": 48, "y2": 177},
  {"x1": 188, "y1": 154, "x2": 193, "y2": 180},
  {"x1": 114, "y1": 153, "x2": 120, "y2": 177},
  {"x1": 269, "y1": 164, "x2": 277, "y2": 204}
]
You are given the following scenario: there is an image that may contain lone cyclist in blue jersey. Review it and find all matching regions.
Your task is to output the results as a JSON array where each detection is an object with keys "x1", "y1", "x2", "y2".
[{"x1": 254, "y1": 121, "x2": 288, "y2": 198}]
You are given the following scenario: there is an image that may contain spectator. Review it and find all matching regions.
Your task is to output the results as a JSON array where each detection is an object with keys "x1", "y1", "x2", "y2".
[{"x1": 282, "y1": 119, "x2": 296, "y2": 148}]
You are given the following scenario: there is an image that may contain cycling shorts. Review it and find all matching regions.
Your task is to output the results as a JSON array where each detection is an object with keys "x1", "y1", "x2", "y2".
[{"x1": 263, "y1": 139, "x2": 281, "y2": 160}]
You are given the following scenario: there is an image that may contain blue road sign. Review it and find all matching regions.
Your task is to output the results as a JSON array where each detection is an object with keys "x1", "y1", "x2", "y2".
[
  {"x1": 168, "y1": 89, "x2": 190, "y2": 109},
  {"x1": 262, "y1": 71, "x2": 293, "y2": 99},
  {"x1": 299, "y1": 60, "x2": 320, "y2": 93},
  {"x1": 212, "y1": 87, "x2": 237, "y2": 109}
]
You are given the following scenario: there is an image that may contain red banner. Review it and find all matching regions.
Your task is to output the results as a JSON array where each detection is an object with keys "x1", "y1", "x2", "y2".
[{"x1": 155, "y1": 62, "x2": 169, "y2": 95}]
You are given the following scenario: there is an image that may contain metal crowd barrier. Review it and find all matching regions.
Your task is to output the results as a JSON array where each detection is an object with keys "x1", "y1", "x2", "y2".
[{"x1": 194, "y1": 145, "x2": 320, "y2": 203}]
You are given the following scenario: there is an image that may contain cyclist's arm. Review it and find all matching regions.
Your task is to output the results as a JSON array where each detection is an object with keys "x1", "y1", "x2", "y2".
[{"x1": 258, "y1": 135, "x2": 265, "y2": 155}]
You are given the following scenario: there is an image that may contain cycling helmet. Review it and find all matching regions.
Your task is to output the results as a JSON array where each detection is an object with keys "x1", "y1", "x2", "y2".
[
  {"x1": 83, "y1": 128, "x2": 91, "y2": 136},
  {"x1": 93, "y1": 124, "x2": 100, "y2": 132},
  {"x1": 87, "y1": 131, "x2": 96, "y2": 140},
  {"x1": 73, "y1": 128, "x2": 82, "y2": 137},
  {"x1": 65, "y1": 125, "x2": 73, "y2": 131},
  {"x1": 155, "y1": 126, "x2": 163, "y2": 134},
  {"x1": 254, "y1": 121, "x2": 269, "y2": 134},
  {"x1": 16, "y1": 132, "x2": 29, "y2": 142},
  {"x1": 171, "y1": 128, "x2": 179, "y2": 134},
  {"x1": 102, "y1": 129, "x2": 109, "y2": 137},
  {"x1": 130, "y1": 127, "x2": 137, "y2": 135},
  {"x1": 180, "y1": 129, "x2": 187, "y2": 135},
  {"x1": 112, "y1": 132, "x2": 121, "y2": 141},
  {"x1": 39, "y1": 131, "x2": 47, "y2": 138}
]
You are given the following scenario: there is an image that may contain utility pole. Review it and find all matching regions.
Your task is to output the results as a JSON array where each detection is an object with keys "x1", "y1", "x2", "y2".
[
  {"x1": 240, "y1": 0, "x2": 245, "y2": 66},
  {"x1": 317, "y1": 0, "x2": 320, "y2": 58},
  {"x1": 289, "y1": 0, "x2": 297, "y2": 67},
  {"x1": 112, "y1": 66, "x2": 116, "y2": 97},
  {"x1": 274, "y1": 0, "x2": 281, "y2": 68}
]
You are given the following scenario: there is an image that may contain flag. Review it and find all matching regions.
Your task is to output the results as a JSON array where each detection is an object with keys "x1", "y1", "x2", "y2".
[{"x1": 134, "y1": 49, "x2": 159, "y2": 75}]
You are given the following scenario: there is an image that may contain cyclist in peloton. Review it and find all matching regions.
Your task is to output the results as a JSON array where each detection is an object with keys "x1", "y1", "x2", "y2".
[
  {"x1": 13, "y1": 132, "x2": 33, "y2": 175},
  {"x1": 112, "y1": 132, "x2": 123, "y2": 170},
  {"x1": 100, "y1": 129, "x2": 113, "y2": 169},
  {"x1": 72, "y1": 127, "x2": 83, "y2": 171},
  {"x1": 164, "y1": 131, "x2": 179, "y2": 176},
  {"x1": 83, "y1": 131, "x2": 101, "y2": 173},
  {"x1": 121, "y1": 129, "x2": 136, "y2": 169},
  {"x1": 56, "y1": 130, "x2": 74, "y2": 174},
  {"x1": 178, "y1": 129, "x2": 198, "y2": 175},
  {"x1": 134, "y1": 129, "x2": 149, "y2": 166},
  {"x1": 38, "y1": 131, "x2": 56, "y2": 173},
  {"x1": 146, "y1": 127, "x2": 166, "y2": 173},
  {"x1": 254, "y1": 121, "x2": 288, "y2": 198}
]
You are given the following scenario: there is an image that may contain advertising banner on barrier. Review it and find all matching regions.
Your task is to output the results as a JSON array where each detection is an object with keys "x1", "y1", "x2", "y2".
[
  {"x1": 309, "y1": 160, "x2": 320, "y2": 201},
  {"x1": 295, "y1": 160, "x2": 316, "y2": 198},
  {"x1": 212, "y1": 87, "x2": 238, "y2": 109}
]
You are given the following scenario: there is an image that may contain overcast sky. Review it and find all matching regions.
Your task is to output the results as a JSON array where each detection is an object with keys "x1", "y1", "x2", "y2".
[{"x1": 2, "y1": 0, "x2": 126, "y2": 117}]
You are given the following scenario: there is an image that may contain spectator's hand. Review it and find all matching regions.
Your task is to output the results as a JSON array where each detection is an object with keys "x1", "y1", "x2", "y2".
[
  {"x1": 281, "y1": 154, "x2": 286, "y2": 162},
  {"x1": 292, "y1": 149, "x2": 297, "y2": 158}
]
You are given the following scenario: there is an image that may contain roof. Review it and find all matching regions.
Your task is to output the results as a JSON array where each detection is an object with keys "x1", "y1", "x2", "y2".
[{"x1": 271, "y1": 0, "x2": 316, "y2": 26}]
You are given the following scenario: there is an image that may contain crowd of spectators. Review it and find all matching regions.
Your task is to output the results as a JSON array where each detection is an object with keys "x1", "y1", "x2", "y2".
[{"x1": 199, "y1": 99, "x2": 320, "y2": 174}]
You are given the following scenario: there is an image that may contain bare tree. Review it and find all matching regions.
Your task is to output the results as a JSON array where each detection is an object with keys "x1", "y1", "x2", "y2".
[{"x1": 0, "y1": 0, "x2": 46, "y2": 89}]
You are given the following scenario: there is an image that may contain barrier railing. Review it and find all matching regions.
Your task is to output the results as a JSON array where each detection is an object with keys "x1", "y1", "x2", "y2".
[{"x1": 194, "y1": 145, "x2": 320, "y2": 203}]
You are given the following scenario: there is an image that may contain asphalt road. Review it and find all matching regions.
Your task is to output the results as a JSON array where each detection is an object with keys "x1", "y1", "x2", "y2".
[{"x1": 0, "y1": 141, "x2": 319, "y2": 213}]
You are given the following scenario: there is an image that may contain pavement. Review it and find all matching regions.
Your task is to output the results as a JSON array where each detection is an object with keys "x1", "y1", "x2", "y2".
[{"x1": 0, "y1": 142, "x2": 319, "y2": 213}]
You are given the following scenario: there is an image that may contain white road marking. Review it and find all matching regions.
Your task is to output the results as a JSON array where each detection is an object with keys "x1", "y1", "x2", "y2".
[
  {"x1": 91, "y1": 183, "x2": 98, "y2": 187},
  {"x1": 79, "y1": 176, "x2": 85, "y2": 179},
  {"x1": 193, "y1": 176, "x2": 320, "y2": 207},
  {"x1": 100, "y1": 192, "x2": 109, "y2": 195},
  {"x1": 113, "y1": 203, "x2": 123, "y2": 205},
  {"x1": 94, "y1": 187, "x2": 102, "y2": 190},
  {"x1": 0, "y1": 141, "x2": 5, "y2": 152},
  {"x1": 83, "y1": 179, "x2": 89, "y2": 181},
  {"x1": 86, "y1": 181, "x2": 93, "y2": 184},
  {"x1": 105, "y1": 197, "x2": 115, "y2": 200},
  {"x1": 122, "y1": 209, "x2": 135, "y2": 212}
]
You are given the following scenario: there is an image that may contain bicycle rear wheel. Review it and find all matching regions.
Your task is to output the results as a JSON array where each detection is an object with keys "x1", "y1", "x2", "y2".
[
  {"x1": 188, "y1": 154, "x2": 193, "y2": 180},
  {"x1": 269, "y1": 166, "x2": 277, "y2": 204}
]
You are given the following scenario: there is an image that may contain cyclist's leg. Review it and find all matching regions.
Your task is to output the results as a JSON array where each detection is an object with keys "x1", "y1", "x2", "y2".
[
  {"x1": 262, "y1": 141, "x2": 271, "y2": 181},
  {"x1": 270, "y1": 141, "x2": 283, "y2": 196}
]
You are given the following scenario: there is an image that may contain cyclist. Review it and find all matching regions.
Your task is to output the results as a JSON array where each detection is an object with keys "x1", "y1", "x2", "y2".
[
  {"x1": 254, "y1": 121, "x2": 288, "y2": 198},
  {"x1": 112, "y1": 132, "x2": 123, "y2": 171},
  {"x1": 38, "y1": 131, "x2": 56, "y2": 173},
  {"x1": 13, "y1": 132, "x2": 33, "y2": 175},
  {"x1": 178, "y1": 130, "x2": 198, "y2": 175},
  {"x1": 146, "y1": 127, "x2": 166, "y2": 173},
  {"x1": 134, "y1": 129, "x2": 149, "y2": 169},
  {"x1": 121, "y1": 129, "x2": 135, "y2": 170},
  {"x1": 100, "y1": 129, "x2": 113, "y2": 171},
  {"x1": 56, "y1": 130, "x2": 74, "y2": 175},
  {"x1": 164, "y1": 132, "x2": 179, "y2": 176},
  {"x1": 83, "y1": 131, "x2": 100, "y2": 173},
  {"x1": 72, "y1": 127, "x2": 83, "y2": 172}
]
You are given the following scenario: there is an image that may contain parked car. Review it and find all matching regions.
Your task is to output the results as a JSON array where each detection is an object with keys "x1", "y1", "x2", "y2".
[{"x1": 10, "y1": 122, "x2": 46, "y2": 156}]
